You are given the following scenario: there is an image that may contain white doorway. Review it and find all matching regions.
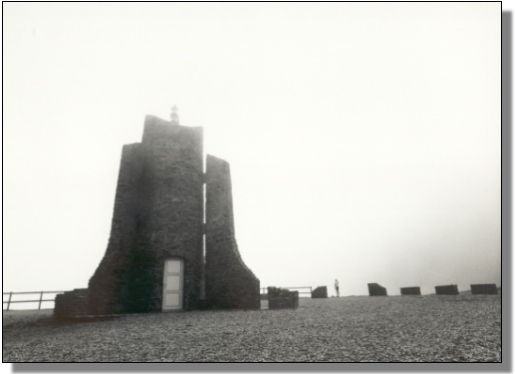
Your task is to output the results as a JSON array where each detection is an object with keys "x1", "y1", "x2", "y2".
[{"x1": 163, "y1": 258, "x2": 184, "y2": 310}]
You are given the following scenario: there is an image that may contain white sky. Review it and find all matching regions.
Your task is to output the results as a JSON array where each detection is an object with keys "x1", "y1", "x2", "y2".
[{"x1": 4, "y1": 2, "x2": 501, "y2": 303}]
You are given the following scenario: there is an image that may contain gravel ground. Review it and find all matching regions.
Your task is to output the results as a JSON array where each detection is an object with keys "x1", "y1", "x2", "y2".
[{"x1": 3, "y1": 295, "x2": 501, "y2": 362}]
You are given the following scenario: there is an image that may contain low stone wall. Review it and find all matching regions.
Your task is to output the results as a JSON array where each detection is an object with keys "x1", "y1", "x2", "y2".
[
  {"x1": 400, "y1": 287, "x2": 421, "y2": 296},
  {"x1": 268, "y1": 287, "x2": 299, "y2": 309},
  {"x1": 435, "y1": 285, "x2": 459, "y2": 295},
  {"x1": 471, "y1": 284, "x2": 498, "y2": 295},
  {"x1": 368, "y1": 283, "x2": 387, "y2": 296},
  {"x1": 54, "y1": 289, "x2": 89, "y2": 320},
  {"x1": 311, "y1": 286, "x2": 328, "y2": 298}
]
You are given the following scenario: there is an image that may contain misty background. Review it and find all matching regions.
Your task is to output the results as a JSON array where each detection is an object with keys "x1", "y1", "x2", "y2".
[{"x1": 4, "y1": 2, "x2": 500, "y2": 305}]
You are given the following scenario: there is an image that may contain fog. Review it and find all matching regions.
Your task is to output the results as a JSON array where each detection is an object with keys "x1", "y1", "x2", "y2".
[{"x1": 4, "y1": 2, "x2": 500, "y2": 305}]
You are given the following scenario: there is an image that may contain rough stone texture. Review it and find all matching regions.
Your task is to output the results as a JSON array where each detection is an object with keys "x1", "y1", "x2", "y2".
[
  {"x1": 54, "y1": 115, "x2": 260, "y2": 318},
  {"x1": 400, "y1": 287, "x2": 421, "y2": 296},
  {"x1": 54, "y1": 289, "x2": 89, "y2": 319},
  {"x1": 267, "y1": 287, "x2": 299, "y2": 309},
  {"x1": 87, "y1": 116, "x2": 204, "y2": 314},
  {"x1": 368, "y1": 283, "x2": 388, "y2": 296},
  {"x1": 471, "y1": 284, "x2": 498, "y2": 295},
  {"x1": 311, "y1": 286, "x2": 328, "y2": 298},
  {"x1": 205, "y1": 155, "x2": 260, "y2": 310},
  {"x1": 435, "y1": 285, "x2": 459, "y2": 295},
  {"x1": 55, "y1": 116, "x2": 204, "y2": 317}
]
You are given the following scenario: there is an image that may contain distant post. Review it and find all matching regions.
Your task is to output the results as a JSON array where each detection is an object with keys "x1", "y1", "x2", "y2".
[
  {"x1": 38, "y1": 291, "x2": 44, "y2": 310},
  {"x1": 170, "y1": 105, "x2": 179, "y2": 124},
  {"x1": 6, "y1": 292, "x2": 12, "y2": 311}
]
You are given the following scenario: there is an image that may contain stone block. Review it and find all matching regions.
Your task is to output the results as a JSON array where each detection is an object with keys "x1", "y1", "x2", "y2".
[
  {"x1": 435, "y1": 284, "x2": 459, "y2": 295},
  {"x1": 54, "y1": 289, "x2": 89, "y2": 320},
  {"x1": 311, "y1": 286, "x2": 328, "y2": 298},
  {"x1": 368, "y1": 283, "x2": 387, "y2": 296},
  {"x1": 268, "y1": 287, "x2": 299, "y2": 309},
  {"x1": 400, "y1": 287, "x2": 421, "y2": 296},
  {"x1": 470, "y1": 284, "x2": 498, "y2": 295}
]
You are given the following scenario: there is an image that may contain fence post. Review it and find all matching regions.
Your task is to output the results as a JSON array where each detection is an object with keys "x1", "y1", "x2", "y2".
[
  {"x1": 7, "y1": 292, "x2": 12, "y2": 311},
  {"x1": 38, "y1": 291, "x2": 44, "y2": 310}
]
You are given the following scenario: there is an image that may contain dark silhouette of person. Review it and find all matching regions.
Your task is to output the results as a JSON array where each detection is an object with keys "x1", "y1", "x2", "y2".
[{"x1": 335, "y1": 279, "x2": 340, "y2": 297}]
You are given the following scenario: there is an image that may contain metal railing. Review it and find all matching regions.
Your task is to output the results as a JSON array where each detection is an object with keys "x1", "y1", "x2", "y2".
[
  {"x1": 261, "y1": 286, "x2": 313, "y2": 297},
  {"x1": 3, "y1": 291, "x2": 66, "y2": 311}
]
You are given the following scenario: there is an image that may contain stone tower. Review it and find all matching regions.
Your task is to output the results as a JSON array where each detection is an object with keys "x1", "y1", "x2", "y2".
[
  {"x1": 54, "y1": 113, "x2": 260, "y2": 318},
  {"x1": 205, "y1": 155, "x2": 260, "y2": 309}
]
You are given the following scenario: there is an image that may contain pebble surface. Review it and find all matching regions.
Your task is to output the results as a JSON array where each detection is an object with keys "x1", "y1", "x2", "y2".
[{"x1": 3, "y1": 295, "x2": 501, "y2": 362}]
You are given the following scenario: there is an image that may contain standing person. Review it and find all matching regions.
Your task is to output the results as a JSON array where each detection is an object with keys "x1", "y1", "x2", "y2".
[{"x1": 334, "y1": 279, "x2": 340, "y2": 297}]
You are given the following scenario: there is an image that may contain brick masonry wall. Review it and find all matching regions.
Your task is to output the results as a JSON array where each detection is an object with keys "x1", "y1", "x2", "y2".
[
  {"x1": 205, "y1": 155, "x2": 260, "y2": 310},
  {"x1": 76, "y1": 115, "x2": 203, "y2": 315}
]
